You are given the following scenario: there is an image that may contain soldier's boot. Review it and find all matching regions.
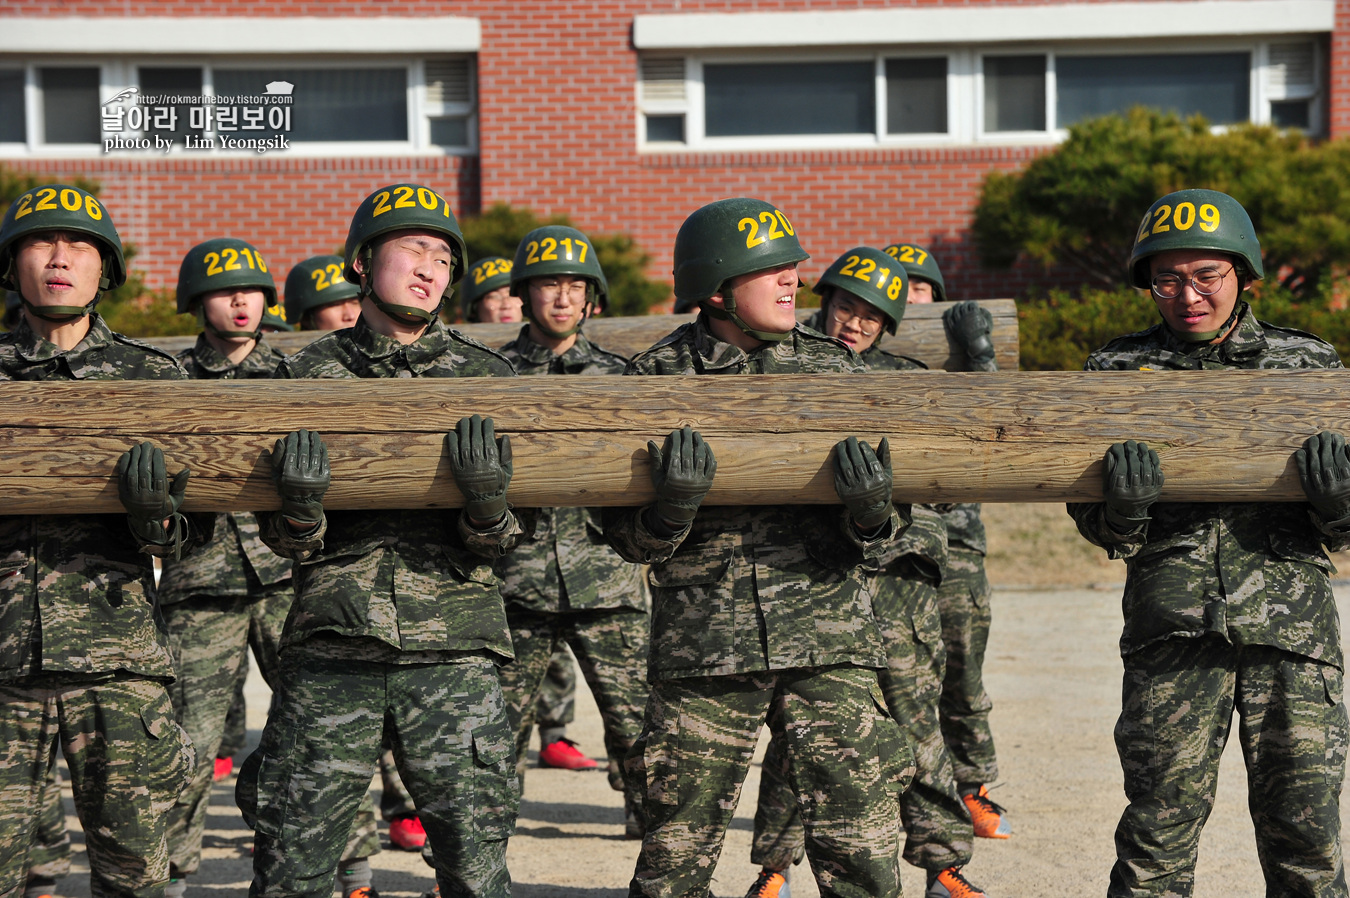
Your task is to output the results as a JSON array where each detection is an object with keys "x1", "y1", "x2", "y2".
[
  {"x1": 213, "y1": 756, "x2": 234, "y2": 781},
  {"x1": 537, "y1": 737, "x2": 598, "y2": 770},
  {"x1": 745, "y1": 868, "x2": 790, "y2": 898},
  {"x1": 926, "y1": 867, "x2": 987, "y2": 898},
  {"x1": 960, "y1": 784, "x2": 1011, "y2": 839},
  {"x1": 388, "y1": 815, "x2": 427, "y2": 851}
]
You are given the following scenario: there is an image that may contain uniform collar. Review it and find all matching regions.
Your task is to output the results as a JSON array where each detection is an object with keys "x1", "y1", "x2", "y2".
[
  {"x1": 349, "y1": 314, "x2": 452, "y2": 372},
  {"x1": 189, "y1": 332, "x2": 277, "y2": 375},
  {"x1": 1160, "y1": 300, "x2": 1267, "y2": 361},
  {"x1": 691, "y1": 311, "x2": 801, "y2": 371},
  {"x1": 13, "y1": 312, "x2": 115, "y2": 366},
  {"x1": 508, "y1": 325, "x2": 597, "y2": 371}
]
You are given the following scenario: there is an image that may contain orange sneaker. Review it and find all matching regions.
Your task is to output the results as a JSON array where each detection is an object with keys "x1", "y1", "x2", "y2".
[
  {"x1": 388, "y1": 815, "x2": 427, "y2": 850},
  {"x1": 345, "y1": 888, "x2": 379, "y2": 898},
  {"x1": 744, "y1": 869, "x2": 790, "y2": 898},
  {"x1": 538, "y1": 737, "x2": 599, "y2": 770},
  {"x1": 926, "y1": 866, "x2": 987, "y2": 898},
  {"x1": 212, "y1": 756, "x2": 233, "y2": 781},
  {"x1": 961, "y1": 785, "x2": 1011, "y2": 839}
]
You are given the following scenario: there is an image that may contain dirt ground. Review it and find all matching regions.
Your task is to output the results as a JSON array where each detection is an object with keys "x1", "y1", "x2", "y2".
[{"x1": 48, "y1": 503, "x2": 1350, "y2": 898}]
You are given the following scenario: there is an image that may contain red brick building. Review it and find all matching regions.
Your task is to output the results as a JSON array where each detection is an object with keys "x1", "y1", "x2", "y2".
[{"x1": 1, "y1": 0, "x2": 1345, "y2": 304}]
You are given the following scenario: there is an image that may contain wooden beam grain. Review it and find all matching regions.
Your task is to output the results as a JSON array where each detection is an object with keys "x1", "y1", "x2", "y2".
[
  {"x1": 0, "y1": 370, "x2": 1341, "y2": 513},
  {"x1": 147, "y1": 300, "x2": 1020, "y2": 372}
]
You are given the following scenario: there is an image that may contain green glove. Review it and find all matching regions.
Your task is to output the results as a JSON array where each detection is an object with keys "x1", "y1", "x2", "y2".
[
  {"x1": 445, "y1": 415, "x2": 512, "y2": 524},
  {"x1": 942, "y1": 301, "x2": 996, "y2": 370},
  {"x1": 1295, "y1": 431, "x2": 1350, "y2": 525},
  {"x1": 833, "y1": 436, "x2": 893, "y2": 531},
  {"x1": 115, "y1": 441, "x2": 190, "y2": 545},
  {"x1": 271, "y1": 429, "x2": 330, "y2": 529},
  {"x1": 1102, "y1": 440, "x2": 1163, "y2": 532},
  {"x1": 647, "y1": 426, "x2": 717, "y2": 529}
]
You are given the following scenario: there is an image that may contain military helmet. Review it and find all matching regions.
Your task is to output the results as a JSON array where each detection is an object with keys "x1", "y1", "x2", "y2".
[
  {"x1": 510, "y1": 226, "x2": 610, "y2": 313},
  {"x1": 343, "y1": 183, "x2": 467, "y2": 294},
  {"x1": 0, "y1": 184, "x2": 126, "y2": 302},
  {"x1": 176, "y1": 237, "x2": 276, "y2": 314},
  {"x1": 284, "y1": 254, "x2": 359, "y2": 324},
  {"x1": 814, "y1": 246, "x2": 909, "y2": 335},
  {"x1": 260, "y1": 301, "x2": 294, "y2": 332},
  {"x1": 460, "y1": 256, "x2": 514, "y2": 321},
  {"x1": 673, "y1": 197, "x2": 809, "y2": 307},
  {"x1": 1127, "y1": 188, "x2": 1263, "y2": 288},
  {"x1": 882, "y1": 242, "x2": 946, "y2": 303}
]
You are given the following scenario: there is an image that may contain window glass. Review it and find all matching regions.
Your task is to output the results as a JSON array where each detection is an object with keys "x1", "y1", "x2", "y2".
[
  {"x1": 1057, "y1": 53, "x2": 1250, "y2": 126},
  {"x1": 886, "y1": 57, "x2": 947, "y2": 134},
  {"x1": 984, "y1": 55, "x2": 1046, "y2": 132},
  {"x1": 1270, "y1": 99, "x2": 1310, "y2": 129},
  {"x1": 40, "y1": 67, "x2": 100, "y2": 144},
  {"x1": 704, "y1": 61, "x2": 874, "y2": 137},
  {"x1": 429, "y1": 116, "x2": 468, "y2": 147},
  {"x1": 213, "y1": 68, "x2": 406, "y2": 141},
  {"x1": 0, "y1": 70, "x2": 24, "y2": 143},
  {"x1": 138, "y1": 67, "x2": 203, "y2": 141},
  {"x1": 645, "y1": 114, "x2": 685, "y2": 143}
]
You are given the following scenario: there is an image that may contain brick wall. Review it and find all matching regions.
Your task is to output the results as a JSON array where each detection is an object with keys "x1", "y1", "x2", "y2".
[
  {"x1": 1333, "y1": 0, "x2": 1350, "y2": 138},
  {"x1": 5, "y1": 0, "x2": 1315, "y2": 302}
]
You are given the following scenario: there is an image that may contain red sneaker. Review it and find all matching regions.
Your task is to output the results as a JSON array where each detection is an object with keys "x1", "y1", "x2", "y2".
[
  {"x1": 212, "y1": 756, "x2": 234, "y2": 781},
  {"x1": 388, "y1": 815, "x2": 427, "y2": 851},
  {"x1": 538, "y1": 737, "x2": 599, "y2": 770}
]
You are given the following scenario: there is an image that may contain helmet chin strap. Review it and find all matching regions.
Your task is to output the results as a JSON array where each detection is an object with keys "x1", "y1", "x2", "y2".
[
  {"x1": 358, "y1": 247, "x2": 441, "y2": 326},
  {"x1": 1168, "y1": 301, "x2": 1242, "y2": 344},
  {"x1": 703, "y1": 283, "x2": 791, "y2": 344},
  {"x1": 17, "y1": 265, "x2": 110, "y2": 323}
]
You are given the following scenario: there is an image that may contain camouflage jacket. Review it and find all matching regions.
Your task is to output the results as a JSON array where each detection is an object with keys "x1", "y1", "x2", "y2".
[
  {"x1": 158, "y1": 335, "x2": 292, "y2": 604},
  {"x1": 0, "y1": 314, "x2": 201, "y2": 683},
  {"x1": 260, "y1": 316, "x2": 523, "y2": 664},
  {"x1": 931, "y1": 504, "x2": 987, "y2": 557},
  {"x1": 802, "y1": 309, "x2": 929, "y2": 372},
  {"x1": 495, "y1": 327, "x2": 645, "y2": 614},
  {"x1": 1069, "y1": 303, "x2": 1348, "y2": 664},
  {"x1": 604, "y1": 314, "x2": 908, "y2": 680}
]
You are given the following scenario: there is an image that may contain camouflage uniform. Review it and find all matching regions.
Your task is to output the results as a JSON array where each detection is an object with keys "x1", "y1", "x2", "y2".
[
  {"x1": 494, "y1": 327, "x2": 649, "y2": 807},
  {"x1": 0, "y1": 314, "x2": 198, "y2": 898},
  {"x1": 161, "y1": 336, "x2": 295, "y2": 881},
  {"x1": 25, "y1": 757, "x2": 70, "y2": 894},
  {"x1": 606, "y1": 315, "x2": 913, "y2": 898},
  {"x1": 754, "y1": 314, "x2": 973, "y2": 875},
  {"x1": 534, "y1": 650, "x2": 577, "y2": 739},
  {"x1": 1068, "y1": 302, "x2": 1350, "y2": 898},
  {"x1": 238, "y1": 316, "x2": 523, "y2": 898}
]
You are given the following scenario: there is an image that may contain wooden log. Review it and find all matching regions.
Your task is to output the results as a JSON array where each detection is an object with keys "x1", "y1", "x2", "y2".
[
  {"x1": 0, "y1": 370, "x2": 1343, "y2": 513},
  {"x1": 146, "y1": 299, "x2": 1020, "y2": 372}
]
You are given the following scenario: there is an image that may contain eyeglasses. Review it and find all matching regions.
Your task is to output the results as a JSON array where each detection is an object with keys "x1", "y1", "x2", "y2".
[
  {"x1": 1151, "y1": 266, "x2": 1232, "y2": 299},
  {"x1": 533, "y1": 281, "x2": 590, "y2": 304},
  {"x1": 828, "y1": 303, "x2": 883, "y2": 336}
]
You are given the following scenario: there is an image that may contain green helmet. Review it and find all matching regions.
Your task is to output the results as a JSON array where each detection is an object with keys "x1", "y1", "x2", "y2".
[
  {"x1": 284, "y1": 254, "x2": 359, "y2": 324},
  {"x1": 510, "y1": 226, "x2": 610, "y2": 313},
  {"x1": 0, "y1": 184, "x2": 126, "y2": 318},
  {"x1": 460, "y1": 256, "x2": 514, "y2": 322},
  {"x1": 343, "y1": 183, "x2": 466, "y2": 325},
  {"x1": 673, "y1": 197, "x2": 809, "y2": 342},
  {"x1": 882, "y1": 242, "x2": 946, "y2": 302},
  {"x1": 260, "y1": 300, "x2": 294, "y2": 332},
  {"x1": 176, "y1": 237, "x2": 277, "y2": 315},
  {"x1": 814, "y1": 246, "x2": 909, "y2": 335},
  {"x1": 1127, "y1": 188, "x2": 1263, "y2": 288}
]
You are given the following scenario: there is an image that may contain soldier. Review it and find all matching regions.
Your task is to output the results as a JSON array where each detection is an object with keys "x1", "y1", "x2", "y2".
[
  {"x1": 0, "y1": 184, "x2": 199, "y2": 898},
  {"x1": 238, "y1": 183, "x2": 523, "y2": 898},
  {"x1": 283, "y1": 255, "x2": 361, "y2": 332},
  {"x1": 493, "y1": 226, "x2": 650, "y2": 829},
  {"x1": 745, "y1": 248, "x2": 987, "y2": 898},
  {"x1": 884, "y1": 243, "x2": 1009, "y2": 842},
  {"x1": 159, "y1": 238, "x2": 295, "y2": 898},
  {"x1": 460, "y1": 257, "x2": 522, "y2": 325},
  {"x1": 1069, "y1": 188, "x2": 1350, "y2": 896},
  {"x1": 607, "y1": 198, "x2": 914, "y2": 898}
]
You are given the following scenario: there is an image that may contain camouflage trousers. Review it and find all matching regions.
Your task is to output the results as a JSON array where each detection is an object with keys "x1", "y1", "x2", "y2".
[
  {"x1": 163, "y1": 591, "x2": 289, "y2": 878},
  {"x1": 1111, "y1": 636, "x2": 1348, "y2": 897},
  {"x1": 26, "y1": 755, "x2": 71, "y2": 885},
  {"x1": 499, "y1": 608, "x2": 649, "y2": 800},
  {"x1": 0, "y1": 675, "x2": 195, "y2": 898},
  {"x1": 535, "y1": 649, "x2": 577, "y2": 736},
  {"x1": 217, "y1": 653, "x2": 249, "y2": 761},
  {"x1": 936, "y1": 549, "x2": 998, "y2": 787},
  {"x1": 238, "y1": 655, "x2": 518, "y2": 898},
  {"x1": 628, "y1": 666, "x2": 911, "y2": 898},
  {"x1": 751, "y1": 575, "x2": 973, "y2": 874}
]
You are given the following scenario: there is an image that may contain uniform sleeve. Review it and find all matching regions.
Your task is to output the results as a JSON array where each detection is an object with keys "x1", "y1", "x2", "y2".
[
  {"x1": 600, "y1": 505, "x2": 688, "y2": 565},
  {"x1": 456, "y1": 507, "x2": 524, "y2": 558},
  {"x1": 1067, "y1": 501, "x2": 1147, "y2": 560},
  {"x1": 259, "y1": 511, "x2": 328, "y2": 561},
  {"x1": 838, "y1": 503, "x2": 912, "y2": 561}
]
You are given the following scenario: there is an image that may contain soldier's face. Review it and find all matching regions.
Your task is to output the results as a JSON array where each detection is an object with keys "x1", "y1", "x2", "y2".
[
  {"x1": 475, "y1": 286, "x2": 522, "y2": 323},
  {"x1": 308, "y1": 298, "x2": 361, "y2": 331},
  {"x1": 1149, "y1": 250, "x2": 1243, "y2": 338},
  {"x1": 364, "y1": 230, "x2": 454, "y2": 315},
  {"x1": 907, "y1": 279, "x2": 934, "y2": 304},
  {"x1": 527, "y1": 276, "x2": 590, "y2": 336},
  {"x1": 13, "y1": 230, "x2": 104, "y2": 310},
  {"x1": 711, "y1": 263, "x2": 799, "y2": 334},
  {"x1": 822, "y1": 290, "x2": 885, "y2": 353},
  {"x1": 200, "y1": 287, "x2": 266, "y2": 338}
]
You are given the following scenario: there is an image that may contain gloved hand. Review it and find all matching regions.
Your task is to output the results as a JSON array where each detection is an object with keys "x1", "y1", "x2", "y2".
[
  {"x1": 1295, "y1": 431, "x2": 1350, "y2": 524},
  {"x1": 116, "y1": 441, "x2": 190, "y2": 545},
  {"x1": 271, "y1": 429, "x2": 329, "y2": 529},
  {"x1": 445, "y1": 415, "x2": 512, "y2": 524},
  {"x1": 1102, "y1": 440, "x2": 1163, "y2": 532},
  {"x1": 942, "y1": 301, "x2": 996, "y2": 369},
  {"x1": 833, "y1": 436, "x2": 893, "y2": 532},
  {"x1": 647, "y1": 426, "x2": 716, "y2": 529}
]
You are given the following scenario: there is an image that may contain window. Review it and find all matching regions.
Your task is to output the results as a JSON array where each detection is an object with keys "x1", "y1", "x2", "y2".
[
  {"x1": 1056, "y1": 53, "x2": 1250, "y2": 127},
  {"x1": 138, "y1": 67, "x2": 203, "y2": 142},
  {"x1": 886, "y1": 57, "x2": 947, "y2": 135},
  {"x1": 0, "y1": 70, "x2": 23, "y2": 143},
  {"x1": 983, "y1": 55, "x2": 1045, "y2": 132},
  {"x1": 40, "y1": 67, "x2": 100, "y2": 144},
  {"x1": 704, "y1": 61, "x2": 875, "y2": 137},
  {"x1": 215, "y1": 67, "x2": 407, "y2": 142}
]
